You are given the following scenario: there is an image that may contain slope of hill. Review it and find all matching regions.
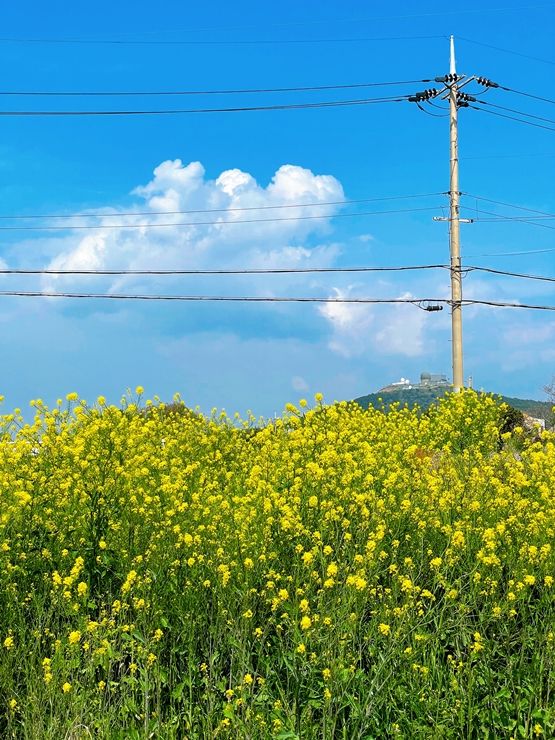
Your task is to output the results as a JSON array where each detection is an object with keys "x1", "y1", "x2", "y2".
[{"x1": 353, "y1": 386, "x2": 553, "y2": 423}]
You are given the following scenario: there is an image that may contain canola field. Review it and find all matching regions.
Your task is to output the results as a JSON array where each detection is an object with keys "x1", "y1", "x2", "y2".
[{"x1": 0, "y1": 390, "x2": 554, "y2": 738}]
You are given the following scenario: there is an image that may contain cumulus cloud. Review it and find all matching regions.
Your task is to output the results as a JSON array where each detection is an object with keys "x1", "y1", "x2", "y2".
[
  {"x1": 318, "y1": 287, "x2": 374, "y2": 357},
  {"x1": 319, "y1": 287, "x2": 427, "y2": 358},
  {"x1": 374, "y1": 293, "x2": 427, "y2": 357},
  {"x1": 9, "y1": 158, "x2": 447, "y2": 362},
  {"x1": 43, "y1": 160, "x2": 345, "y2": 293}
]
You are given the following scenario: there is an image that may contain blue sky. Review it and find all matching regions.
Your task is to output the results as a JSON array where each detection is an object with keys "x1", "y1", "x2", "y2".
[{"x1": 0, "y1": 0, "x2": 554, "y2": 416}]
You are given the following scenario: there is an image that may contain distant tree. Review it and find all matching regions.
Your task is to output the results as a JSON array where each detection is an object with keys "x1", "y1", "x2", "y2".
[
  {"x1": 544, "y1": 377, "x2": 555, "y2": 428},
  {"x1": 498, "y1": 405, "x2": 525, "y2": 436}
]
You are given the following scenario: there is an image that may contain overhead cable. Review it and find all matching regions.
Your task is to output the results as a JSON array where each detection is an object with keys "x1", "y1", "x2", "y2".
[
  {"x1": 467, "y1": 265, "x2": 555, "y2": 282},
  {"x1": 477, "y1": 100, "x2": 555, "y2": 125},
  {"x1": 462, "y1": 193, "x2": 555, "y2": 218},
  {"x1": 499, "y1": 85, "x2": 555, "y2": 105},
  {"x1": 3, "y1": 264, "x2": 555, "y2": 284},
  {"x1": 0, "y1": 79, "x2": 432, "y2": 97},
  {"x1": 465, "y1": 247, "x2": 555, "y2": 257},
  {"x1": 2, "y1": 291, "x2": 555, "y2": 311},
  {"x1": 0, "y1": 291, "x2": 448, "y2": 304},
  {"x1": 469, "y1": 206, "x2": 555, "y2": 229},
  {"x1": 469, "y1": 105, "x2": 555, "y2": 132},
  {"x1": 0, "y1": 192, "x2": 445, "y2": 221},
  {"x1": 0, "y1": 5, "x2": 550, "y2": 47},
  {"x1": 0, "y1": 94, "x2": 408, "y2": 116},
  {"x1": 0, "y1": 205, "x2": 441, "y2": 231},
  {"x1": 457, "y1": 36, "x2": 555, "y2": 66},
  {"x1": 464, "y1": 299, "x2": 555, "y2": 311},
  {"x1": 0, "y1": 6, "x2": 547, "y2": 43},
  {"x1": 474, "y1": 215, "x2": 555, "y2": 223},
  {"x1": 0, "y1": 264, "x2": 447, "y2": 276},
  {"x1": 461, "y1": 151, "x2": 555, "y2": 160},
  {"x1": 0, "y1": 35, "x2": 446, "y2": 47}
]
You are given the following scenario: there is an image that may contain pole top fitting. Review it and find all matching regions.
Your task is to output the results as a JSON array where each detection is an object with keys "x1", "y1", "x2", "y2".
[{"x1": 450, "y1": 35, "x2": 456, "y2": 77}]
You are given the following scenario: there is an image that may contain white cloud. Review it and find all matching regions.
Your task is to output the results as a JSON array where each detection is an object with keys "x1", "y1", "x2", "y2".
[
  {"x1": 318, "y1": 286, "x2": 428, "y2": 358},
  {"x1": 292, "y1": 375, "x2": 309, "y2": 392},
  {"x1": 318, "y1": 287, "x2": 374, "y2": 357},
  {"x1": 42, "y1": 160, "x2": 345, "y2": 290},
  {"x1": 498, "y1": 319, "x2": 555, "y2": 371},
  {"x1": 374, "y1": 293, "x2": 427, "y2": 357}
]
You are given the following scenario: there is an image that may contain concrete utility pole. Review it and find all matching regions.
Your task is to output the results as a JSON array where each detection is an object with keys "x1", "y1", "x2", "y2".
[
  {"x1": 410, "y1": 36, "x2": 483, "y2": 392},
  {"x1": 448, "y1": 35, "x2": 464, "y2": 392},
  {"x1": 409, "y1": 41, "x2": 500, "y2": 389}
]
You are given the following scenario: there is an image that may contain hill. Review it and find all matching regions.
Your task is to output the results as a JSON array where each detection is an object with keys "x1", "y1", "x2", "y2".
[{"x1": 353, "y1": 386, "x2": 553, "y2": 424}]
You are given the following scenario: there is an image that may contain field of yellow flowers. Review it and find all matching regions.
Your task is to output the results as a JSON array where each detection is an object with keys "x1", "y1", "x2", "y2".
[{"x1": 0, "y1": 389, "x2": 554, "y2": 738}]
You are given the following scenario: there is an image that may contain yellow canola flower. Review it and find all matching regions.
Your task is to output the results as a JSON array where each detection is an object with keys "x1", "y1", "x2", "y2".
[
  {"x1": 1, "y1": 388, "x2": 555, "y2": 732},
  {"x1": 300, "y1": 616, "x2": 312, "y2": 630}
]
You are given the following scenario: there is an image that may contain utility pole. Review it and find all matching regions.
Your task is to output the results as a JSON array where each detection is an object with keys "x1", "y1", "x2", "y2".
[
  {"x1": 409, "y1": 42, "x2": 500, "y2": 391},
  {"x1": 409, "y1": 36, "x2": 481, "y2": 392},
  {"x1": 448, "y1": 35, "x2": 464, "y2": 392}
]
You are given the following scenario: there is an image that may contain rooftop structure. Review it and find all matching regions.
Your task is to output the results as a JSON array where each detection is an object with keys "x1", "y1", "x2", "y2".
[{"x1": 378, "y1": 372, "x2": 450, "y2": 393}]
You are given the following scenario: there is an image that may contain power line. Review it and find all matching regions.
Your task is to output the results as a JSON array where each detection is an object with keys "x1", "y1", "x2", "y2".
[
  {"x1": 457, "y1": 36, "x2": 555, "y2": 66},
  {"x1": 461, "y1": 151, "x2": 555, "y2": 160},
  {"x1": 0, "y1": 291, "x2": 448, "y2": 304},
  {"x1": 469, "y1": 105, "x2": 555, "y2": 132},
  {"x1": 499, "y1": 85, "x2": 555, "y2": 105},
  {"x1": 0, "y1": 205, "x2": 441, "y2": 231},
  {"x1": 469, "y1": 206, "x2": 555, "y2": 229},
  {"x1": 467, "y1": 265, "x2": 555, "y2": 282},
  {"x1": 2, "y1": 290, "x2": 555, "y2": 311},
  {"x1": 477, "y1": 100, "x2": 555, "y2": 125},
  {"x1": 416, "y1": 101, "x2": 449, "y2": 118},
  {"x1": 465, "y1": 299, "x2": 555, "y2": 311},
  {"x1": 137, "y1": 6, "x2": 555, "y2": 32},
  {"x1": 0, "y1": 6, "x2": 549, "y2": 50},
  {"x1": 475, "y1": 215, "x2": 555, "y2": 222},
  {"x1": 3, "y1": 8, "x2": 553, "y2": 46},
  {"x1": 0, "y1": 34, "x2": 445, "y2": 47},
  {"x1": 0, "y1": 79, "x2": 432, "y2": 97},
  {"x1": 2, "y1": 6, "x2": 546, "y2": 41},
  {"x1": 465, "y1": 247, "x2": 555, "y2": 257},
  {"x1": 0, "y1": 94, "x2": 409, "y2": 116},
  {"x1": 4, "y1": 263, "x2": 554, "y2": 285},
  {"x1": 0, "y1": 192, "x2": 445, "y2": 221},
  {"x1": 462, "y1": 193, "x2": 555, "y2": 218},
  {"x1": 0, "y1": 264, "x2": 447, "y2": 276}
]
